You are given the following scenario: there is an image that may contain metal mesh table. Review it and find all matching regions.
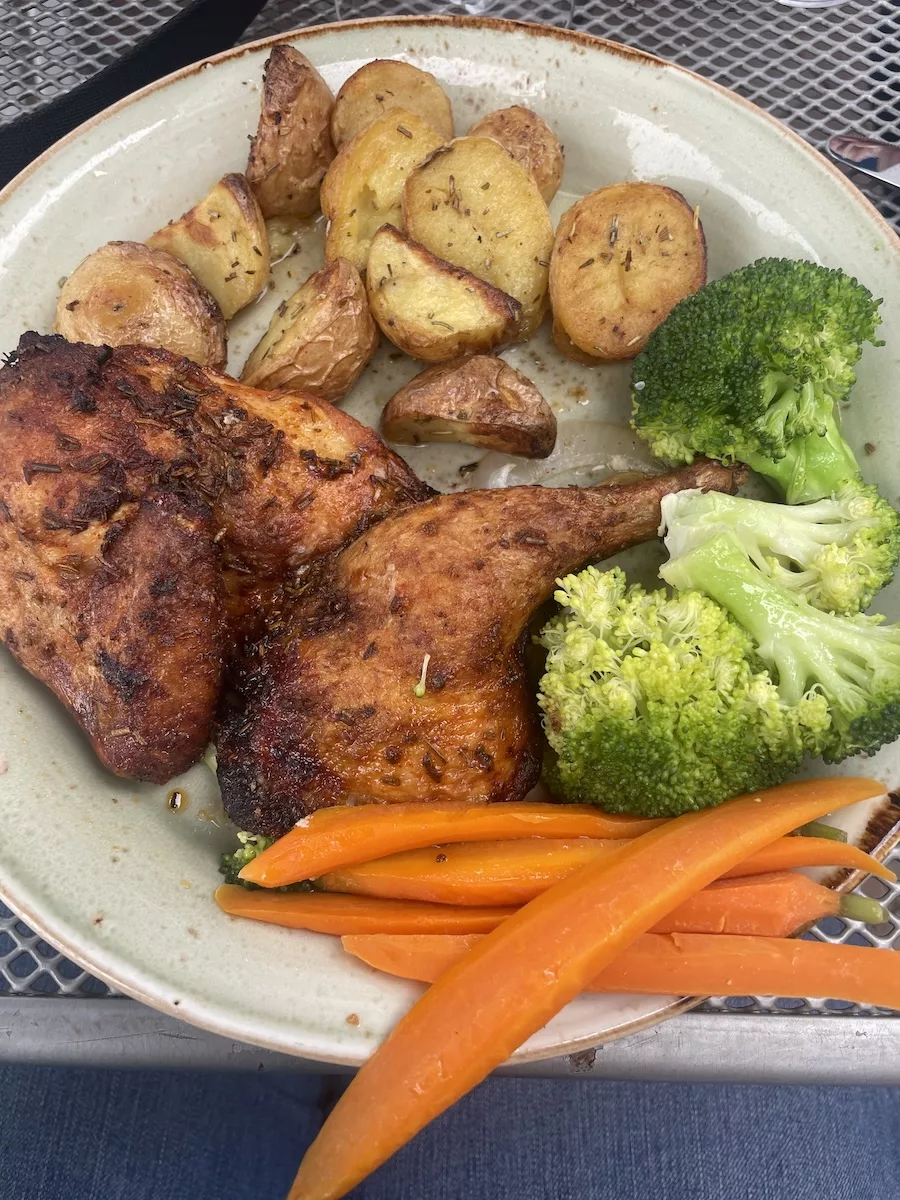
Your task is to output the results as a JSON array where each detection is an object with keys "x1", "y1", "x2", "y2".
[{"x1": 1, "y1": 0, "x2": 899, "y2": 1071}]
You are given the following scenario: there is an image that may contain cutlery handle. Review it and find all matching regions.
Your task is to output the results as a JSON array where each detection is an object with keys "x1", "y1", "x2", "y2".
[{"x1": 0, "y1": 0, "x2": 268, "y2": 188}]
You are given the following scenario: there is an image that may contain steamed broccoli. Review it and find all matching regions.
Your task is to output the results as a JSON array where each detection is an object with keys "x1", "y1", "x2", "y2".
[
  {"x1": 661, "y1": 525, "x2": 900, "y2": 765},
  {"x1": 219, "y1": 832, "x2": 275, "y2": 885},
  {"x1": 663, "y1": 488, "x2": 900, "y2": 615},
  {"x1": 631, "y1": 258, "x2": 883, "y2": 505},
  {"x1": 536, "y1": 567, "x2": 830, "y2": 816}
]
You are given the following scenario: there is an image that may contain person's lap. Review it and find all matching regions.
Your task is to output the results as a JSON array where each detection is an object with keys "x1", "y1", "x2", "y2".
[{"x1": 0, "y1": 1065, "x2": 895, "y2": 1199}]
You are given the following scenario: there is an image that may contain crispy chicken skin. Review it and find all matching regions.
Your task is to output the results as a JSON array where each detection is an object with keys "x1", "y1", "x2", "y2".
[
  {"x1": 217, "y1": 458, "x2": 745, "y2": 834},
  {"x1": 0, "y1": 333, "x2": 428, "y2": 781}
]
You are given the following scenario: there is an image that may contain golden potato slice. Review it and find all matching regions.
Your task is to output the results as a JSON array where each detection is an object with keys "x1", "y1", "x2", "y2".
[
  {"x1": 467, "y1": 106, "x2": 564, "y2": 203},
  {"x1": 321, "y1": 109, "x2": 445, "y2": 273},
  {"x1": 550, "y1": 182, "x2": 706, "y2": 360},
  {"x1": 246, "y1": 44, "x2": 335, "y2": 219},
  {"x1": 331, "y1": 59, "x2": 453, "y2": 146},
  {"x1": 55, "y1": 241, "x2": 226, "y2": 369},
  {"x1": 147, "y1": 173, "x2": 270, "y2": 320},
  {"x1": 382, "y1": 355, "x2": 556, "y2": 458},
  {"x1": 366, "y1": 224, "x2": 521, "y2": 362},
  {"x1": 240, "y1": 258, "x2": 378, "y2": 403},
  {"x1": 403, "y1": 137, "x2": 554, "y2": 338}
]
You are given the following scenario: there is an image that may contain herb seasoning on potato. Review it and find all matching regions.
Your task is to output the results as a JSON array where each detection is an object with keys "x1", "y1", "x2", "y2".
[
  {"x1": 549, "y1": 182, "x2": 707, "y2": 360},
  {"x1": 366, "y1": 225, "x2": 521, "y2": 362},
  {"x1": 331, "y1": 59, "x2": 454, "y2": 147},
  {"x1": 55, "y1": 241, "x2": 227, "y2": 369},
  {"x1": 467, "y1": 106, "x2": 564, "y2": 204},
  {"x1": 246, "y1": 44, "x2": 336, "y2": 220},
  {"x1": 147, "y1": 173, "x2": 270, "y2": 320},
  {"x1": 241, "y1": 258, "x2": 378, "y2": 402},
  {"x1": 403, "y1": 137, "x2": 554, "y2": 338}
]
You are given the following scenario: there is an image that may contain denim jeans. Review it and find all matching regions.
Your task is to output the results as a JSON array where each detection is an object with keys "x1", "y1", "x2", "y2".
[{"x1": 0, "y1": 1068, "x2": 896, "y2": 1199}]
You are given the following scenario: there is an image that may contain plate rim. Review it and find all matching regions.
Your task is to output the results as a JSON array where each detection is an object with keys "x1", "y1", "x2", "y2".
[{"x1": 0, "y1": 14, "x2": 897, "y2": 1067}]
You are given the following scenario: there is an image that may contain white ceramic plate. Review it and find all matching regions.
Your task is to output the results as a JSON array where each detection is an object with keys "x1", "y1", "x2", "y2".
[{"x1": 0, "y1": 17, "x2": 898, "y2": 1065}]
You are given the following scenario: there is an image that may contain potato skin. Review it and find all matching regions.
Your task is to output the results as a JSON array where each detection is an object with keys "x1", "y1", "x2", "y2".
[
  {"x1": 321, "y1": 109, "x2": 445, "y2": 272},
  {"x1": 550, "y1": 182, "x2": 707, "y2": 360},
  {"x1": 55, "y1": 241, "x2": 226, "y2": 369},
  {"x1": 366, "y1": 224, "x2": 521, "y2": 362},
  {"x1": 468, "y1": 106, "x2": 564, "y2": 204},
  {"x1": 246, "y1": 44, "x2": 335, "y2": 219},
  {"x1": 403, "y1": 137, "x2": 554, "y2": 339},
  {"x1": 331, "y1": 59, "x2": 453, "y2": 147},
  {"x1": 382, "y1": 354, "x2": 557, "y2": 458},
  {"x1": 147, "y1": 173, "x2": 270, "y2": 320},
  {"x1": 240, "y1": 258, "x2": 377, "y2": 403}
]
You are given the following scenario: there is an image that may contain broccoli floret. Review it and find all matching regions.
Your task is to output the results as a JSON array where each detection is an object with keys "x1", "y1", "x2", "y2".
[
  {"x1": 536, "y1": 567, "x2": 830, "y2": 816},
  {"x1": 662, "y1": 487, "x2": 900, "y2": 615},
  {"x1": 219, "y1": 832, "x2": 315, "y2": 892},
  {"x1": 631, "y1": 258, "x2": 883, "y2": 504},
  {"x1": 661, "y1": 530, "x2": 900, "y2": 764},
  {"x1": 219, "y1": 832, "x2": 275, "y2": 885}
]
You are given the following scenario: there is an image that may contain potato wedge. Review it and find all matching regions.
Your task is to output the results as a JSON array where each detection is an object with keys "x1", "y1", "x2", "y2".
[
  {"x1": 55, "y1": 241, "x2": 226, "y2": 369},
  {"x1": 321, "y1": 109, "x2": 446, "y2": 272},
  {"x1": 331, "y1": 59, "x2": 453, "y2": 147},
  {"x1": 147, "y1": 173, "x2": 269, "y2": 320},
  {"x1": 246, "y1": 44, "x2": 335, "y2": 219},
  {"x1": 467, "y1": 106, "x2": 564, "y2": 204},
  {"x1": 240, "y1": 258, "x2": 378, "y2": 402},
  {"x1": 382, "y1": 355, "x2": 556, "y2": 458},
  {"x1": 403, "y1": 137, "x2": 554, "y2": 338},
  {"x1": 366, "y1": 225, "x2": 521, "y2": 362},
  {"x1": 550, "y1": 182, "x2": 706, "y2": 360}
]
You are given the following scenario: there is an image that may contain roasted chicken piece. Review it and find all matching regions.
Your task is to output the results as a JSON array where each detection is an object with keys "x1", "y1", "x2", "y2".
[
  {"x1": 0, "y1": 333, "x2": 428, "y2": 781},
  {"x1": 217, "y1": 458, "x2": 744, "y2": 834}
]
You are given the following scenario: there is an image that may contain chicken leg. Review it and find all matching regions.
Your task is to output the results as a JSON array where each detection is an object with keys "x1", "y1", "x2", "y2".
[{"x1": 217, "y1": 458, "x2": 744, "y2": 834}]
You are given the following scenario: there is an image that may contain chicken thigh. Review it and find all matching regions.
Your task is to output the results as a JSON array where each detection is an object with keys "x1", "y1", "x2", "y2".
[{"x1": 217, "y1": 458, "x2": 744, "y2": 834}]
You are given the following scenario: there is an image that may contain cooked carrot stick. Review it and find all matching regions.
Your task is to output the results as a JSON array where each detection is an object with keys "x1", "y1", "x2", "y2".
[
  {"x1": 317, "y1": 835, "x2": 894, "y2": 906},
  {"x1": 288, "y1": 776, "x2": 884, "y2": 1200},
  {"x1": 218, "y1": 871, "x2": 884, "y2": 939},
  {"x1": 342, "y1": 931, "x2": 900, "y2": 1007},
  {"x1": 239, "y1": 801, "x2": 665, "y2": 888},
  {"x1": 214, "y1": 885, "x2": 516, "y2": 935}
]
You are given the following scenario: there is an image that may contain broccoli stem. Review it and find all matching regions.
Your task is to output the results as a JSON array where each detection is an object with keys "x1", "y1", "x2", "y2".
[
  {"x1": 797, "y1": 820, "x2": 848, "y2": 843},
  {"x1": 744, "y1": 420, "x2": 861, "y2": 504},
  {"x1": 839, "y1": 894, "x2": 887, "y2": 925}
]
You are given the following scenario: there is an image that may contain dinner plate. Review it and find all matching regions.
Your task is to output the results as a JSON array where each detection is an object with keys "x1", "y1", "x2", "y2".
[{"x1": 0, "y1": 16, "x2": 898, "y2": 1066}]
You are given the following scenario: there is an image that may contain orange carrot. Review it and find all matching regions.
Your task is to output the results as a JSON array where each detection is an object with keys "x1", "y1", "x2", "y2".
[
  {"x1": 214, "y1": 885, "x2": 516, "y2": 935},
  {"x1": 342, "y1": 931, "x2": 900, "y2": 1007},
  {"x1": 288, "y1": 776, "x2": 884, "y2": 1200},
  {"x1": 239, "y1": 801, "x2": 665, "y2": 888},
  {"x1": 317, "y1": 835, "x2": 894, "y2": 906},
  {"x1": 218, "y1": 871, "x2": 884, "y2": 939}
]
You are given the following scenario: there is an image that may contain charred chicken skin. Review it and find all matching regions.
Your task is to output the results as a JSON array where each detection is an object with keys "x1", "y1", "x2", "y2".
[
  {"x1": 0, "y1": 333, "x2": 427, "y2": 781},
  {"x1": 217, "y1": 458, "x2": 744, "y2": 835}
]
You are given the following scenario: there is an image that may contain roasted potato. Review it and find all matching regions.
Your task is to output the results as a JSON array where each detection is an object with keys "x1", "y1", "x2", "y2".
[
  {"x1": 382, "y1": 355, "x2": 556, "y2": 458},
  {"x1": 331, "y1": 59, "x2": 453, "y2": 147},
  {"x1": 467, "y1": 106, "x2": 564, "y2": 204},
  {"x1": 403, "y1": 137, "x2": 554, "y2": 338},
  {"x1": 240, "y1": 258, "x2": 378, "y2": 402},
  {"x1": 550, "y1": 182, "x2": 707, "y2": 360},
  {"x1": 246, "y1": 44, "x2": 335, "y2": 219},
  {"x1": 320, "y1": 109, "x2": 445, "y2": 272},
  {"x1": 366, "y1": 224, "x2": 521, "y2": 362},
  {"x1": 55, "y1": 241, "x2": 226, "y2": 369},
  {"x1": 147, "y1": 173, "x2": 270, "y2": 320}
]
